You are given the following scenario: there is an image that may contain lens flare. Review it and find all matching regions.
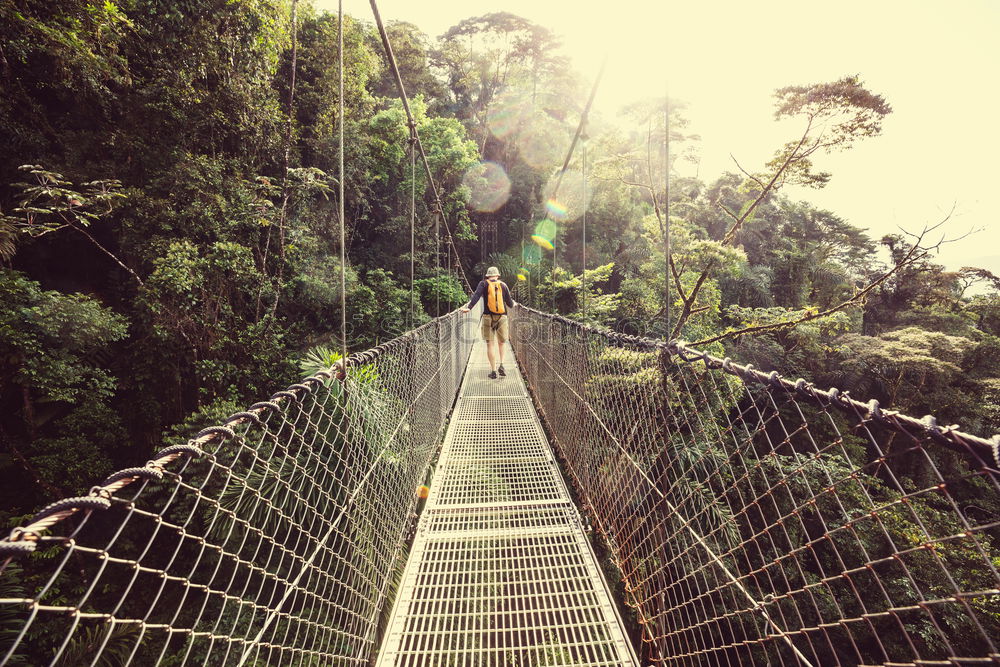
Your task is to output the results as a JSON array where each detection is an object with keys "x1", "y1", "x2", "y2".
[
  {"x1": 531, "y1": 235, "x2": 554, "y2": 250},
  {"x1": 531, "y1": 218, "x2": 557, "y2": 250},
  {"x1": 517, "y1": 113, "x2": 567, "y2": 169},
  {"x1": 542, "y1": 170, "x2": 591, "y2": 222},
  {"x1": 487, "y1": 91, "x2": 532, "y2": 140},
  {"x1": 462, "y1": 161, "x2": 511, "y2": 213},
  {"x1": 523, "y1": 245, "x2": 542, "y2": 264},
  {"x1": 545, "y1": 198, "x2": 568, "y2": 221}
]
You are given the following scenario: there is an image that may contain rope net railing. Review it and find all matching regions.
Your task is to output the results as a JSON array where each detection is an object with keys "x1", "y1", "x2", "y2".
[
  {"x1": 0, "y1": 311, "x2": 474, "y2": 666},
  {"x1": 511, "y1": 305, "x2": 1000, "y2": 666}
]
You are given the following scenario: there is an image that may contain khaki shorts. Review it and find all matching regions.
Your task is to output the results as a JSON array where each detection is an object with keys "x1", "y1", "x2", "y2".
[{"x1": 481, "y1": 313, "x2": 509, "y2": 343}]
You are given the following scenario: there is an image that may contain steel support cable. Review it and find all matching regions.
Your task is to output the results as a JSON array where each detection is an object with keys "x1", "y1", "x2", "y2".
[
  {"x1": 355, "y1": 333, "x2": 462, "y2": 644},
  {"x1": 4, "y1": 411, "x2": 333, "y2": 663},
  {"x1": 550, "y1": 59, "x2": 606, "y2": 202},
  {"x1": 664, "y1": 87, "x2": 671, "y2": 336},
  {"x1": 368, "y1": 0, "x2": 471, "y2": 293},
  {"x1": 667, "y1": 353, "x2": 999, "y2": 661},
  {"x1": 516, "y1": 308, "x2": 816, "y2": 666},
  {"x1": 0, "y1": 396, "x2": 310, "y2": 561},
  {"x1": 552, "y1": 233, "x2": 557, "y2": 314},
  {"x1": 375, "y1": 337, "x2": 637, "y2": 666},
  {"x1": 435, "y1": 204, "x2": 440, "y2": 316},
  {"x1": 338, "y1": 0, "x2": 347, "y2": 367},
  {"x1": 582, "y1": 137, "x2": 587, "y2": 319},
  {"x1": 1, "y1": 309, "x2": 473, "y2": 666},
  {"x1": 236, "y1": 313, "x2": 474, "y2": 663},
  {"x1": 409, "y1": 129, "x2": 416, "y2": 328},
  {"x1": 524, "y1": 300, "x2": 1000, "y2": 636},
  {"x1": 513, "y1": 307, "x2": 1000, "y2": 663},
  {"x1": 657, "y1": 352, "x2": 837, "y2": 657},
  {"x1": 669, "y1": 342, "x2": 1000, "y2": 465},
  {"x1": 238, "y1": 1, "x2": 349, "y2": 659}
]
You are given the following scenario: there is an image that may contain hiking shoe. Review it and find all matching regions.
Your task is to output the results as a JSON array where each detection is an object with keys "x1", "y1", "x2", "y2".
[
  {"x1": 498, "y1": 364, "x2": 506, "y2": 377},
  {"x1": 488, "y1": 371, "x2": 498, "y2": 379}
]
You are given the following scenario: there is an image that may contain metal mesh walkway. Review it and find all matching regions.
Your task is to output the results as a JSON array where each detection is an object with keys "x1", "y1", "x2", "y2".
[{"x1": 376, "y1": 341, "x2": 639, "y2": 666}]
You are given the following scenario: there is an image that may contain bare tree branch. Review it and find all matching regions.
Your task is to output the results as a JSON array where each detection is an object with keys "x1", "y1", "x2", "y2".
[
  {"x1": 730, "y1": 153, "x2": 766, "y2": 191},
  {"x1": 669, "y1": 117, "x2": 819, "y2": 337},
  {"x1": 720, "y1": 119, "x2": 813, "y2": 246},
  {"x1": 670, "y1": 260, "x2": 714, "y2": 339},
  {"x1": 70, "y1": 224, "x2": 144, "y2": 286},
  {"x1": 719, "y1": 204, "x2": 740, "y2": 224}
]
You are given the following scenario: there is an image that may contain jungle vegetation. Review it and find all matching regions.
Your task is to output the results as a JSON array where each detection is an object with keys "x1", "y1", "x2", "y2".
[{"x1": 1, "y1": 0, "x2": 998, "y2": 571}]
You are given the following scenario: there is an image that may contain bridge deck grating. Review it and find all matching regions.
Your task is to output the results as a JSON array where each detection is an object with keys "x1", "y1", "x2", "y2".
[{"x1": 376, "y1": 340, "x2": 638, "y2": 666}]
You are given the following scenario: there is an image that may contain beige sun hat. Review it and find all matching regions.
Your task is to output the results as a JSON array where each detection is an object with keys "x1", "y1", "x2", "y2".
[{"x1": 485, "y1": 266, "x2": 500, "y2": 277}]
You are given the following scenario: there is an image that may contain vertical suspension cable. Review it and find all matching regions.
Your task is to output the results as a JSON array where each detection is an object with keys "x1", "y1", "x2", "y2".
[
  {"x1": 582, "y1": 135, "x2": 588, "y2": 320},
  {"x1": 519, "y1": 233, "x2": 524, "y2": 304},
  {"x1": 664, "y1": 89, "x2": 671, "y2": 339},
  {"x1": 552, "y1": 233, "x2": 556, "y2": 313},
  {"x1": 338, "y1": 0, "x2": 347, "y2": 367},
  {"x1": 235, "y1": 6, "x2": 320, "y2": 659},
  {"x1": 523, "y1": 219, "x2": 530, "y2": 307},
  {"x1": 409, "y1": 128, "x2": 416, "y2": 328},
  {"x1": 661, "y1": 85, "x2": 673, "y2": 657},
  {"x1": 435, "y1": 207, "x2": 440, "y2": 317}
]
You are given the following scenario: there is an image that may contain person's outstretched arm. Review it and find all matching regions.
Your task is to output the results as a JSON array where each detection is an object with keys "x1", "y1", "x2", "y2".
[{"x1": 461, "y1": 281, "x2": 485, "y2": 313}]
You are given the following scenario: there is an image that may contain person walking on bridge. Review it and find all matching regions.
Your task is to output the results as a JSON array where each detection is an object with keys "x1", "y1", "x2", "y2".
[{"x1": 461, "y1": 266, "x2": 514, "y2": 379}]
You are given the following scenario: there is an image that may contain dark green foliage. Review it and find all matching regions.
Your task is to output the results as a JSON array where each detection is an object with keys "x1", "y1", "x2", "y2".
[
  {"x1": 414, "y1": 274, "x2": 467, "y2": 315},
  {"x1": 52, "y1": 622, "x2": 140, "y2": 667},
  {"x1": 0, "y1": 563, "x2": 29, "y2": 665},
  {"x1": 0, "y1": 1, "x2": 477, "y2": 526},
  {"x1": 0, "y1": 269, "x2": 128, "y2": 513}
]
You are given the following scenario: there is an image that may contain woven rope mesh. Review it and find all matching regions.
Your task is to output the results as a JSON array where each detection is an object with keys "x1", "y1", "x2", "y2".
[
  {"x1": 0, "y1": 312, "x2": 474, "y2": 666},
  {"x1": 511, "y1": 306, "x2": 1000, "y2": 666},
  {"x1": 4, "y1": 304, "x2": 1000, "y2": 666}
]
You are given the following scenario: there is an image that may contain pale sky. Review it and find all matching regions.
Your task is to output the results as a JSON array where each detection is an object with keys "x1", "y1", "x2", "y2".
[{"x1": 326, "y1": 0, "x2": 999, "y2": 275}]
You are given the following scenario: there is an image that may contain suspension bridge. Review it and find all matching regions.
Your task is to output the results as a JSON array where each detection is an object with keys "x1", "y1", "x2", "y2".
[
  {"x1": 1, "y1": 305, "x2": 998, "y2": 665},
  {"x1": 2, "y1": 1, "x2": 1000, "y2": 664}
]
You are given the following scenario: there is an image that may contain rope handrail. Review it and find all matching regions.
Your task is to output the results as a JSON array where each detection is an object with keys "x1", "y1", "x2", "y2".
[
  {"x1": 3, "y1": 303, "x2": 999, "y2": 665},
  {"x1": 515, "y1": 303, "x2": 1000, "y2": 464},
  {"x1": 0, "y1": 309, "x2": 464, "y2": 558},
  {"x1": 510, "y1": 304, "x2": 1000, "y2": 665},
  {"x1": 0, "y1": 309, "x2": 475, "y2": 666}
]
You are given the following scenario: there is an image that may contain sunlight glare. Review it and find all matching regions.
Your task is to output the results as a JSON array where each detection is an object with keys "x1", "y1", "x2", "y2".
[
  {"x1": 543, "y1": 170, "x2": 589, "y2": 222},
  {"x1": 487, "y1": 91, "x2": 533, "y2": 140},
  {"x1": 462, "y1": 161, "x2": 511, "y2": 212},
  {"x1": 531, "y1": 218, "x2": 558, "y2": 250},
  {"x1": 517, "y1": 112, "x2": 568, "y2": 168}
]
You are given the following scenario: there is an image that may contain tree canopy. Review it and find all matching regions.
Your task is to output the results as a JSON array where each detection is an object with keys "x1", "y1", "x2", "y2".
[{"x1": 1, "y1": 5, "x2": 997, "y2": 663}]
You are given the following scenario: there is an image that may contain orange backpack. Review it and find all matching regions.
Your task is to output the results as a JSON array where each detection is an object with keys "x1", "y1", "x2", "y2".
[{"x1": 486, "y1": 281, "x2": 506, "y2": 314}]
